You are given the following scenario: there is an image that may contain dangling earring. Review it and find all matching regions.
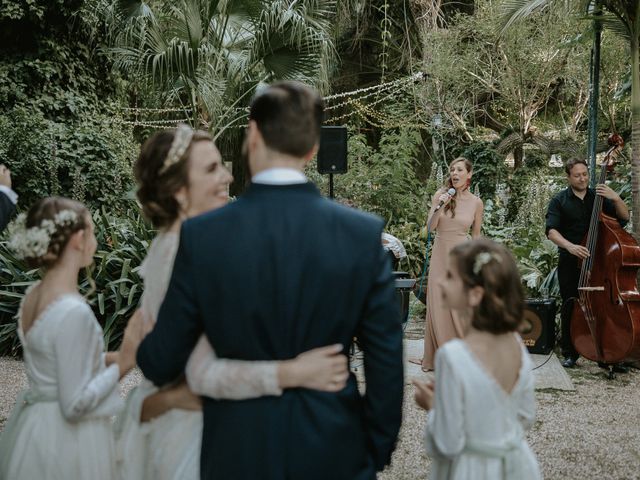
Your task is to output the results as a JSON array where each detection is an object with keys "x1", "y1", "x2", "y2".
[{"x1": 466, "y1": 178, "x2": 471, "y2": 190}]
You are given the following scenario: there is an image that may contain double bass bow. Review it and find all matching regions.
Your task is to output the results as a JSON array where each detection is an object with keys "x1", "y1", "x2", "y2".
[{"x1": 570, "y1": 133, "x2": 640, "y2": 375}]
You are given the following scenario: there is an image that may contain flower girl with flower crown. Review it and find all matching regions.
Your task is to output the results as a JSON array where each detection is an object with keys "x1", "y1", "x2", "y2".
[{"x1": 0, "y1": 197, "x2": 143, "y2": 480}]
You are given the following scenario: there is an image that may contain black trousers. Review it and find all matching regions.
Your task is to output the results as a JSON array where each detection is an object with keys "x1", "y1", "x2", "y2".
[{"x1": 557, "y1": 254, "x2": 580, "y2": 358}]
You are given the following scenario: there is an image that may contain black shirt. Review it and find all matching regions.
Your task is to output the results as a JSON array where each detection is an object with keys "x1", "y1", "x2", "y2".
[{"x1": 545, "y1": 187, "x2": 625, "y2": 257}]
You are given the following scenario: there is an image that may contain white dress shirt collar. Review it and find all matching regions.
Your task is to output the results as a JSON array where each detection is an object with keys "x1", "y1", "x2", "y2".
[
  {"x1": 252, "y1": 168, "x2": 308, "y2": 185},
  {"x1": 0, "y1": 185, "x2": 17, "y2": 204}
]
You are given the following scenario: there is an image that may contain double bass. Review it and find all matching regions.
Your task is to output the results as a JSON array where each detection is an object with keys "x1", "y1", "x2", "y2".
[{"x1": 571, "y1": 134, "x2": 640, "y2": 377}]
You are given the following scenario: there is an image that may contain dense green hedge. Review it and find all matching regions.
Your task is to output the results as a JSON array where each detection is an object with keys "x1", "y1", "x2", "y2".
[
  {"x1": 0, "y1": 0, "x2": 138, "y2": 211},
  {"x1": 0, "y1": 107, "x2": 137, "y2": 210}
]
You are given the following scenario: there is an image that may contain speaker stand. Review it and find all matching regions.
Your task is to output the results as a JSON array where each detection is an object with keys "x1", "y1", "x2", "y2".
[{"x1": 329, "y1": 173, "x2": 334, "y2": 199}]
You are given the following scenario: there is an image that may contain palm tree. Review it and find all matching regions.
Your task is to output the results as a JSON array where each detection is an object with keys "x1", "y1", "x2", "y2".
[
  {"x1": 92, "y1": 0, "x2": 336, "y2": 137},
  {"x1": 502, "y1": 0, "x2": 640, "y2": 234}
]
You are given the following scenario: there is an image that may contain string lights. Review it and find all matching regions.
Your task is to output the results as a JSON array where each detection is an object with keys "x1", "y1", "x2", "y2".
[
  {"x1": 114, "y1": 72, "x2": 430, "y2": 130},
  {"x1": 119, "y1": 106, "x2": 192, "y2": 114}
]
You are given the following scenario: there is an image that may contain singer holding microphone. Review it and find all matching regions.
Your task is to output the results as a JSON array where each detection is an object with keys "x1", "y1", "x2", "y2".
[{"x1": 411, "y1": 157, "x2": 484, "y2": 371}]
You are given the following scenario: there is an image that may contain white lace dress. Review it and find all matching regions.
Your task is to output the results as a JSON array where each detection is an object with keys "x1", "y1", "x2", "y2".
[
  {"x1": 0, "y1": 293, "x2": 123, "y2": 480},
  {"x1": 116, "y1": 232, "x2": 283, "y2": 480},
  {"x1": 424, "y1": 338, "x2": 541, "y2": 480}
]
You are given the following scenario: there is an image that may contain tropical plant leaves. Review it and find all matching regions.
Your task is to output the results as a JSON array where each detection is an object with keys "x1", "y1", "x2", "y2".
[{"x1": 93, "y1": 0, "x2": 337, "y2": 134}]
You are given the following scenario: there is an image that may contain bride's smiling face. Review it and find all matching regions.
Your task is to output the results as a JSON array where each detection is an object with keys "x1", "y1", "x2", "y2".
[{"x1": 179, "y1": 141, "x2": 233, "y2": 218}]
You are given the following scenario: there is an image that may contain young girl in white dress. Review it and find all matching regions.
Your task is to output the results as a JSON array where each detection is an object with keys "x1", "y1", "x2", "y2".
[
  {"x1": 116, "y1": 125, "x2": 349, "y2": 480},
  {"x1": 0, "y1": 197, "x2": 143, "y2": 480},
  {"x1": 413, "y1": 238, "x2": 541, "y2": 480}
]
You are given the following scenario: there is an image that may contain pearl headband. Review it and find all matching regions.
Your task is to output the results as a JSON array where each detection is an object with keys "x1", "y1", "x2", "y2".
[{"x1": 159, "y1": 124, "x2": 194, "y2": 174}]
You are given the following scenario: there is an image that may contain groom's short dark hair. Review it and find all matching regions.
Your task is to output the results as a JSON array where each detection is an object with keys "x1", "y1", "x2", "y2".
[{"x1": 249, "y1": 81, "x2": 324, "y2": 157}]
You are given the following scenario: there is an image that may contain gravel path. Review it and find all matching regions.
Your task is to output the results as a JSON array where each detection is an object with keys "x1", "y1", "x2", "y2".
[
  {"x1": 387, "y1": 306, "x2": 640, "y2": 479},
  {"x1": 377, "y1": 362, "x2": 640, "y2": 480},
  {"x1": 2, "y1": 308, "x2": 639, "y2": 479}
]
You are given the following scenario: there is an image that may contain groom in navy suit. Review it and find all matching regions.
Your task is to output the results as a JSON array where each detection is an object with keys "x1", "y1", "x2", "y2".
[{"x1": 137, "y1": 81, "x2": 404, "y2": 480}]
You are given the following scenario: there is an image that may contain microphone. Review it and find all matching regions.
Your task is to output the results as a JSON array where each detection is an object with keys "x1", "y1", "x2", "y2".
[{"x1": 434, "y1": 188, "x2": 457, "y2": 212}]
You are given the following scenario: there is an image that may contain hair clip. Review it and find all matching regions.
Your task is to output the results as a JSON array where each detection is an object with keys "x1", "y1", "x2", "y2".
[{"x1": 473, "y1": 251, "x2": 501, "y2": 275}]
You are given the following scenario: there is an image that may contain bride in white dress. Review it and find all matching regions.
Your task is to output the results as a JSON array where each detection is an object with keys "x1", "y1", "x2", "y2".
[
  {"x1": 116, "y1": 125, "x2": 349, "y2": 480},
  {"x1": 413, "y1": 238, "x2": 541, "y2": 480},
  {"x1": 0, "y1": 197, "x2": 143, "y2": 480}
]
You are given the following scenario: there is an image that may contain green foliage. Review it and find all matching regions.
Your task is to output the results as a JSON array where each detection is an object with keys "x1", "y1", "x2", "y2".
[
  {"x1": 457, "y1": 141, "x2": 507, "y2": 199},
  {"x1": 517, "y1": 238, "x2": 559, "y2": 297},
  {"x1": 0, "y1": 40, "x2": 118, "y2": 119},
  {"x1": 0, "y1": 0, "x2": 138, "y2": 211},
  {"x1": 0, "y1": 209, "x2": 155, "y2": 356},
  {"x1": 482, "y1": 173, "x2": 561, "y2": 297},
  {"x1": 0, "y1": 107, "x2": 137, "y2": 210},
  {"x1": 505, "y1": 149, "x2": 556, "y2": 221},
  {"x1": 416, "y1": 0, "x2": 612, "y2": 162},
  {"x1": 94, "y1": 0, "x2": 337, "y2": 133},
  {"x1": 0, "y1": 0, "x2": 81, "y2": 22},
  {"x1": 307, "y1": 127, "x2": 435, "y2": 275},
  {"x1": 332, "y1": 0, "x2": 423, "y2": 80},
  {"x1": 0, "y1": 1, "x2": 125, "y2": 119}
]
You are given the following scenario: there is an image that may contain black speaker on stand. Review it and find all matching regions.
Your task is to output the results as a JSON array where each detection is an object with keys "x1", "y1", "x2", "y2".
[{"x1": 317, "y1": 126, "x2": 348, "y2": 198}]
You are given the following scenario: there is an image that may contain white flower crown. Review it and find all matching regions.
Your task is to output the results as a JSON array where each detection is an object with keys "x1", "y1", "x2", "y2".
[
  {"x1": 8, "y1": 210, "x2": 79, "y2": 260},
  {"x1": 472, "y1": 251, "x2": 501, "y2": 276},
  {"x1": 159, "y1": 124, "x2": 194, "y2": 174}
]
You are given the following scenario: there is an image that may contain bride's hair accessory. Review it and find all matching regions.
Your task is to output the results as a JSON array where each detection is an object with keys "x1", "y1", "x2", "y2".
[
  {"x1": 473, "y1": 251, "x2": 501, "y2": 276},
  {"x1": 159, "y1": 124, "x2": 194, "y2": 174},
  {"x1": 8, "y1": 210, "x2": 79, "y2": 259}
]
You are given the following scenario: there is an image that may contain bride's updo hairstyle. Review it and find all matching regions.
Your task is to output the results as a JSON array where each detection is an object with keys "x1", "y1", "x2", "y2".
[
  {"x1": 450, "y1": 237, "x2": 523, "y2": 334},
  {"x1": 16, "y1": 197, "x2": 89, "y2": 269},
  {"x1": 135, "y1": 124, "x2": 212, "y2": 229}
]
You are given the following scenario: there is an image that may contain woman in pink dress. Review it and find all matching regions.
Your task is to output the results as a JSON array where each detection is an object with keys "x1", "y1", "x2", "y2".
[{"x1": 412, "y1": 157, "x2": 484, "y2": 371}]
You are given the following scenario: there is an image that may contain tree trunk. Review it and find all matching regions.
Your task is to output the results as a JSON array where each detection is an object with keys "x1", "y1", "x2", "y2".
[
  {"x1": 513, "y1": 145, "x2": 524, "y2": 170},
  {"x1": 631, "y1": 34, "x2": 640, "y2": 237}
]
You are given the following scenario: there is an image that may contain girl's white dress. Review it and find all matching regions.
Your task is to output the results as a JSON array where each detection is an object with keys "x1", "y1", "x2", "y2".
[
  {"x1": 115, "y1": 232, "x2": 283, "y2": 480},
  {"x1": 0, "y1": 293, "x2": 124, "y2": 480},
  {"x1": 425, "y1": 338, "x2": 542, "y2": 480}
]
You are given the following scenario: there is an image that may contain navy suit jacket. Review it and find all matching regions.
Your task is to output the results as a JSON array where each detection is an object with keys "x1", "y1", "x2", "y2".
[
  {"x1": 137, "y1": 182, "x2": 404, "y2": 480},
  {"x1": 0, "y1": 191, "x2": 15, "y2": 233}
]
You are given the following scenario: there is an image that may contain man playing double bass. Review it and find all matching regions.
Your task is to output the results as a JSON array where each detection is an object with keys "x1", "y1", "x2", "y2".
[{"x1": 545, "y1": 158, "x2": 630, "y2": 369}]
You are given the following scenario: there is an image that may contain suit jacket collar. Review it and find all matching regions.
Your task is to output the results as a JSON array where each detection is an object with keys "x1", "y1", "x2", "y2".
[{"x1": 244, "y1": 181, "x2": 322, "y2": 198}]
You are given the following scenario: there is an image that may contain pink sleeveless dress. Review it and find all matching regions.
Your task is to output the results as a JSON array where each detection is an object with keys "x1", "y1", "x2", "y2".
[{"x1": 422, "y1": 193, "x2": 481, "y2": 370}]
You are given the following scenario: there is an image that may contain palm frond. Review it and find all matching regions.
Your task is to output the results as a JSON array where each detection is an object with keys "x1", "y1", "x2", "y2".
[
  {"x1": 170, "y1": 0, "x2": 204, "y2": 48},
  {"x1": 499, "y1": 0, "x2": 552, "y2": 33},
  {"x1": 101, "y1": 0, "x2": 337, "y2": 129},
  {"x1": 598, "y1": 14, "x2": 632, "y2": 40}
]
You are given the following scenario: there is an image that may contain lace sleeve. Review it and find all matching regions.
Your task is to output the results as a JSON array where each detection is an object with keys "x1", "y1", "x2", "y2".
[
  {"x1": 54, "y1": 302, "x2": 120, "y2": 421},
  {"x1": 186, "y1": 335, "x2": 282, "y2": 400}
]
